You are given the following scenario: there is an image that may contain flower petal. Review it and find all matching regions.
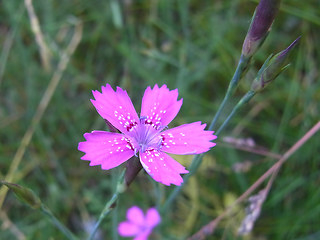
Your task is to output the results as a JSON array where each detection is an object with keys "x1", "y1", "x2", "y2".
[
  {"x1": 91, "y1": 84, "x2": 139, "y2": 136},
  {"x1": 78, "y1": 131, "x2": 135, "y2": 170},
  {"x1": 118, "y1": 221, "x2": 140, "y2": 237},
  {"x1": 139, "y1": 150, "x2": 188, "y2": 186},
  {"x1": 140, "y1": 84, "x2": 182, "y2": 130},
  {"x1": 145, "y1": 208, "x2": 161, "y2": 228},
  {"x1": 161, "y1": 122, "x2": 217, "y2": 155},
  {"x1": 127, "y1": 206, "x2": 145, "y2": 226}
]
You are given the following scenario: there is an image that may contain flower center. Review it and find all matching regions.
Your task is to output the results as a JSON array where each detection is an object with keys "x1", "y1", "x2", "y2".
[{"x1": 131, "y1": 117, "x2": 165, "y2": 153}]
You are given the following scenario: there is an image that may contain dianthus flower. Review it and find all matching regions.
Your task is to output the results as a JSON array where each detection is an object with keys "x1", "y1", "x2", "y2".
[
  {"x1": 118, "y1": 206, "x2": 160, "y2": 240},
  {"x1": 78, "y1": 84, "x2": 216, "y2": 185}
]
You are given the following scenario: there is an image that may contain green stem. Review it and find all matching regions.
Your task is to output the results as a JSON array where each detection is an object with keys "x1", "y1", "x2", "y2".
[
  {"x1": 88, "y1": 194, "x2": 118, "y2": 240},
  {"x1": 215, "y1": 90, "x2": 255, "y2": 136},
  {"x1": 87, "y1": 170, "x2": 126, "y2": 240},
  {"x1": 209, "y1": 54, "x2": 250, "y2": 130},
  {"x1": 41, "y1": 205, "x2": 78, "y2": 240}
]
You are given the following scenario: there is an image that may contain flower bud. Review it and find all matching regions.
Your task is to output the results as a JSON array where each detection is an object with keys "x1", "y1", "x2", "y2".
[
  {"x1": 251, "y1": 37, "x2": 300, "y2": 92},
  {"x1": 1, "y1": 181, "x2": 42, "y2": 209},
  {"x1": 242, "y1": 0, "x2": 281, "y2": 57}
]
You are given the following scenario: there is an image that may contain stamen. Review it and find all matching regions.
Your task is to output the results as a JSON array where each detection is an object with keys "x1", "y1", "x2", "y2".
[
  {"x1": 158, "y1": 125, "x2": 168, "y2": 131},
  {"x1": 139, "y1": 116, "x2": 147, "y2": 123}
]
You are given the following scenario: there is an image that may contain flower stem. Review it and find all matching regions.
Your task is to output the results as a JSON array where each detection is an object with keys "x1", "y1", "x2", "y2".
[
  {"x1": 87, "y1": 169, "x2": 126, "y2": 240},
  {"x1": 215, "y1": 90, "x2": 255, "y2": 136},
  {"x1": 209, "y1": 54, "x2": 250, "y2": 130},
  {"x1": 40, "y1": 204, "x2": 78, "y2": 240}
]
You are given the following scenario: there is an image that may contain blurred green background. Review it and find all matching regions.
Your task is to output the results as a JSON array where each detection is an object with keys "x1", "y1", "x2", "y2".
[{"x1": 0, "y1": 0, "x2": 319, "y2": 239}]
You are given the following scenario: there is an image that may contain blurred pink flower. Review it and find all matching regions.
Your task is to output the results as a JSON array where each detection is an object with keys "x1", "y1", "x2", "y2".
[
  {"x1": 118, "y1": 206, "x2": 161, "y2": 240},
  {"x1": 78, "y1": 84, "x2": 216, "y2": 186}
]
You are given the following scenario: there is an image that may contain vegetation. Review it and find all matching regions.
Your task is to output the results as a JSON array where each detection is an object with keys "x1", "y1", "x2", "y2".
[{"x1": 1, "y1": 0, "x2": 319, "y2": 239}]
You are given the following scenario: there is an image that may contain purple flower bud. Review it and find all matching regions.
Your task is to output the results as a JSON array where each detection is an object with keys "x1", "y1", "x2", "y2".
[
  {"x1": 251, "y1": 37, "x2": 300, "y2": 92},
  {"x1": 242, "y1": 0, "x2": 281, "y2": 57}
]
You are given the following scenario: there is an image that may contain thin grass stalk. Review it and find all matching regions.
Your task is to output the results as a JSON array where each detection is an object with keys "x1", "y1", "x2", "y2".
[
  {"x1": 24, "y1": 0, "x2": 52, "y2": 71},
  {"x1": 0, "y1": 21, "x2": 82, "y2": 209}
]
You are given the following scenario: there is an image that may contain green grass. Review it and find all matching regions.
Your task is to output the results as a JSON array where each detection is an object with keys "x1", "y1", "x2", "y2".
[{"x1": 1, "y1": 0, "x2": 319, "y2": 239}]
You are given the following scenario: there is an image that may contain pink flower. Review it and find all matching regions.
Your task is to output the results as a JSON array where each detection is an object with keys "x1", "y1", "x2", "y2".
[
  {"x1": 78, "y1": 84, "x2": 216, "y2": 186},
  {"x1": 118, "y1": 206, "x2": 161, "y2": 240}
]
